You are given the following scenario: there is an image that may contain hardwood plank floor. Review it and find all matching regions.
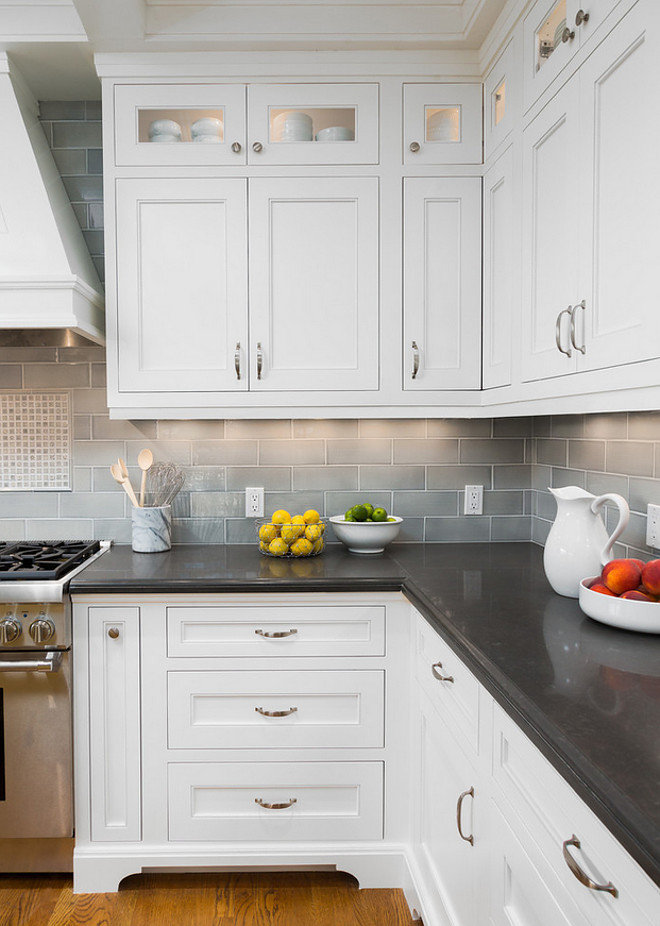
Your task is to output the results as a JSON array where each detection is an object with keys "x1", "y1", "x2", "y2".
[{"x1": 0, "y1": 871, "x2": 418, "y2": 926}]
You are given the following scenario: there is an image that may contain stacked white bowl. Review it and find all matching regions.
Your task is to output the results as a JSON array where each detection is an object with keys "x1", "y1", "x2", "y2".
[
  {"x1": 272, "y1": 111, "x2": 313, "y2": 142},
  {"x1": 427, "y1": 108, "x2": 459, "y2": 142},
  {"x1": 316, "y1": 126, "x2": 355, "y2": 142},
  {"x1": 148, "y1": 119, "x2": 182, "y2": 143},
  {"x1": 191, "y1": 117, "x2": 223, "y2": 144}
]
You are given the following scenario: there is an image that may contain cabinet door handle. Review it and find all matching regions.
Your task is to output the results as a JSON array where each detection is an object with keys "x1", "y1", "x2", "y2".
[
  {"x1": 575, "y1": 9, "x2": 590, "y2": 26},
  {"x1": 411, "y1": 340, "x2": 420, "y2": 379},
  {"x1": 570, "y1": 300, "x2": 586, "y2": 354},
  {"x1": 231, "y1": 141, "x2": 242, "y2": 153},
  {"x1": 255, "y1": 628, "x2": 298, "y2": 638},
  {"x1": 256, "y1": 342, "x2": 263, "y2": 380},
  {"x1": 108, "y1": 627, "x2": 120, "y2": 639},
  {"x1": 431, "y1": 661, "x2": 454, "y2": 683},
  {"x1": 252, "y1": 141, "x2": 264, "y2": 153},
  {"x1": 255, "y1": 797, "x2": 297, "y2": 810},
  {"x1": 561, "y1": 26, "x2": 576, "y2": 42},
  {"x1": 255, "y1": 706, "x2": 298, "y2": 717},
  {"x1": 234, "y1": 342, "x2": 241, "y2": 380},
  {"x1": 456, "y1": 786, "x2": 474, "y2": 845},
  {"x1": 555, "y1": 306, "x2": 573, "y2": 357},
  {"x1": 562, "y1": 836, "x2": 618, "y2": 897},
  {"x1": 409, "y1": 141, "x2": 421, "y2": 153}
]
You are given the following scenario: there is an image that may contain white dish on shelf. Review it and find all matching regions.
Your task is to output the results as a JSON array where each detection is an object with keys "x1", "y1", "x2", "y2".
[
  {"x1": 191, "y1": 117, "x2": 223, "y2": 140},
  {"x1": 427, "y1": 108, "x2": 459, "y2": 142},
  {"x1": 579, "y1": 577, "x2": 660, "y2": 634},
  {"x1": 149, "y1": 134, "x2": 182, "y2": 143},
  {"x1": 272, "y1": 111, "x2": 313, "y2": 142},
  {"x1": 329, "y1": 516, "x2": 402, "y2": 554},
  {"x1": 148, "y1": 119, "x2": 182, "y2": 139},
  {"x1": 316, "y1": 126, "x2": 354, "y2": 142}
]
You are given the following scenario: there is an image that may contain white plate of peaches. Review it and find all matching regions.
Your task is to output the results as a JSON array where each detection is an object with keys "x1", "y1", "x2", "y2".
[{"x1": 579, "y1": 558, "x2": 660, "y2": 634}]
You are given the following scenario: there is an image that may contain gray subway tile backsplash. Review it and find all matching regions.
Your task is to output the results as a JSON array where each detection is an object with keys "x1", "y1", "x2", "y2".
[{"x1": 1, "y1": 101, "x2": 658, "y2": 552}]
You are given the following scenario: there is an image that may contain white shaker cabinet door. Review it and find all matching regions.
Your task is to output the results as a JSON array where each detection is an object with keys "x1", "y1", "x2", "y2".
[
  {"x1": 520, "y1": 77, "x2": 580, "y2": 382},
  {"x1": 248, "y1": 176, "x2": 379, "y2": 392},
  {"x1": 403, "y1": 177, "x2": 481, "y2": 390},
  {"x1": 575, "y1": 1, "x2": 660, "y2": 372},
  {"x1": 115, "y1": 177, "x2": 248, "y2": 393}
]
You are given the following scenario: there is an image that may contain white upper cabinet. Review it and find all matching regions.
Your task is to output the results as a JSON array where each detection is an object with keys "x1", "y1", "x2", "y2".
[
  {"x1": 523, "y1": 0, "x2": 625, "y2": 111},
  {"x1": 114, "y1": 84, "x2": 247, "y2": 167},
  {"x1": 247, "y1": 83, "x2": 379, "y2": 165},
  {"x1": 403, "y1": 177, "x2": 482, "y2": 390},
  {"x1": 248, "y1": 176, "x2": 379, "y2": 392},
  {"x1": 403, "y1": 83, "x2": 483, "y2": 164},
  {"x1": 521, "y1": 0, "x2": 660, "y2": 383},
  {"x1": 484, "y1": 37, "x2": 520, "y2": 161},
  {"x1": 115, "y1": 177, "x2": 249, "y2": 394}
]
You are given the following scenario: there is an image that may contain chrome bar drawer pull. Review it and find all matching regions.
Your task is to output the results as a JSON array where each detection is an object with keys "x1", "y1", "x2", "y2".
[
  {"x1": 256, "y1": 342, "x2": 263, "y2": 379},
  {"x1": 562, "y1": 836, "x2": 618, "y2": 897},
  {"x1": 234, "y1": 342, "x2": 241, "y2": 379},
  {"x1": 255, "y1": 628, "x2": 298, "y2": 639},
  {"x1": 570, "y1": 300, "x2": 586, "y2": 354},
  {"x1": 255, "y1": 706, "x2": 298, "y2": 717},
  {"x1": 0, "y1": 651, "x2": 62, "y2": 673},
  {"x1": 412, "y1": 340, "x2": 420, "y2": 379},
  {"x1": 555, "y1": 306, "x2": 573, "y2": 357},
  {"x1": 255, "y1": 797, "x2": 297, "y2": 810},
  {"x1": 431, "y1": 661, "x2": 454, "y2": 683},
  {"x1": 456, "y1": 786, "x2": 475, "y2": 845}
]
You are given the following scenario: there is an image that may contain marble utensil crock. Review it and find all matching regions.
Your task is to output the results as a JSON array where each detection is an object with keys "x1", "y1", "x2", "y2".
[{"x1": 131, "y1": 505, "x2": 172, "y2": 553}]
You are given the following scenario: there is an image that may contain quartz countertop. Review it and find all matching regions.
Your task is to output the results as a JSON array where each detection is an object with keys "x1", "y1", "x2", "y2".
[{"x1": 70, "y1": 541, "x2": 660, "y2": 887}]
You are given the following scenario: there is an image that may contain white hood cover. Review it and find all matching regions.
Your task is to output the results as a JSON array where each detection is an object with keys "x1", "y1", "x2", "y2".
[{"x1": 0, "y1": 54, "x2": 104, "y2": 344}]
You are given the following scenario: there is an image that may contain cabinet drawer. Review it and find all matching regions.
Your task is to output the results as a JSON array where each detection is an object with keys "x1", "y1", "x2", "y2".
[
  {"x1": 167, "y1": 670, "x2": 384, "y2": 749},
  {"x1": 492, "y1": 704, "x2": 660, "y2": 926},
  {"x1": 168, "y1": 761, "x2": 383, "y2": 842},
  {"x1": 415, "y1": 614, "x2": 480, "y2": 757},
  {"x1": 167, "y1": 605, "x2": 385, "y2": 657}
]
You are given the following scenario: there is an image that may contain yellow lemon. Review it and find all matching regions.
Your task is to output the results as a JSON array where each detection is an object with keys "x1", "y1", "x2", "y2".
[
  {"x1": 259, "y1": 540, "x2": 269, "y2": 553},
  {"x1": 311, "y1": 537, "x2": 324, "y2": 555},
  {"x1": 305, "y1": 523, "x2": 323, "y2": 543},
  {"x1": 303, "y1": 509, "x2": 321, "y2": 524},
  {"x1": 290, "y1": 537, "x2": 313, "y2": 557},
  {"x1": 292, "y1": 514, "x2": 306, "y2": 528},
  {"x1": 280, "y1": 523, "x2": 303, "y2": 544},
  {"x1": 271, "y1": 509, "x2": 292, "y2": 526},
  {"x1": 268, "y1": 537, "x2": 289, "y2": 557},
  {"x1": 259, "y1": 522, "x2": 278, "y2": 543}
]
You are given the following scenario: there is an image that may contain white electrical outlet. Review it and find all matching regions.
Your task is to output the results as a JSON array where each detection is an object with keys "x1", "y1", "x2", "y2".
[
  {"x1": 464, "y1": 485, "x2": 483, "y2": 515},
  {"x1": 245, "y1": 487, "x2": 265, "y2": 518},
  {"x1": 647, "y1": 503, "x2": 660, "y2": 548}
]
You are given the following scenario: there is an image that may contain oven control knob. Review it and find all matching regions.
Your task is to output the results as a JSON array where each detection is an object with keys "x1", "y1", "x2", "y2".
[
  {"x1": 0, "y1": 618, "x2": 21, "y2": 644},
  {"x1": 29, "y1": 618, "x2": 55, "y2": 644}
]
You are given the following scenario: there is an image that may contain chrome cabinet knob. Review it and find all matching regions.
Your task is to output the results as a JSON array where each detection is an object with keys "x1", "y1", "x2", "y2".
[
  {"x1": 231, "y1": 141, "x2": 242, "y2": 153},
  {"x1": 108, "y1": 627, "x2": 120, "y2": 639},
  {"x1": 0, "y1": 618, "x2": 21, "y2": 644},
  {"x1": 29, "y1": 618, "x2": 55, "y2": 644},
  {"x1": 575, "y1": 9, "x2": 590, "y2": 26},
  {"x1": 561, "y1": 26, "x2": 576, "y2": 42},
  {"x1": 252, "y1": 141, "x2": 264, "y2": 153},
  {"x1": 409, "y1": 141, "x2": 421, "y2": 153}
]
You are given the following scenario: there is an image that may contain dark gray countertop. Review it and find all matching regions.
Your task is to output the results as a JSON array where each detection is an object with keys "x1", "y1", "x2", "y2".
[{"x1": 70, "y1": 541, "x2": 660, "y2": 887}]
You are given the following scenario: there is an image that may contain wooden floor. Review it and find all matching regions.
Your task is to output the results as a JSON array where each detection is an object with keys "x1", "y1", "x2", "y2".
[{"x1": 0, "y1": 870, "x2": 418, "y2": 926}]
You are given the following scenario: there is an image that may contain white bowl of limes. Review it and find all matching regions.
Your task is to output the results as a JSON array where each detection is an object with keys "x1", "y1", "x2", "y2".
[
  {"x1": 257, "y1": 509, "x2": 325, "y2": 558},
  {"x1": 330, "y1": 503, "x2": 402, "y2": 554}
]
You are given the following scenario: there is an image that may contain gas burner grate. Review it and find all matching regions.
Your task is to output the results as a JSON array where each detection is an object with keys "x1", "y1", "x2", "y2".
[{"x1": 0, "y1": 541, "x2": 101, "y2": 580}]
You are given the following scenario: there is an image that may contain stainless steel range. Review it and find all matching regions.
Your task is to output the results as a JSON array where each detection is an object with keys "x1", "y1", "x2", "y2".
[{"x1": 0, "y1": 540, "x2": 110, "y2": 872}]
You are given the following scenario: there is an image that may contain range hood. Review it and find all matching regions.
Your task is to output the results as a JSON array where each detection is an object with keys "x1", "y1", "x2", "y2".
[{"x1": 0, "y1": 54, "x2": 104, "y2": 346}]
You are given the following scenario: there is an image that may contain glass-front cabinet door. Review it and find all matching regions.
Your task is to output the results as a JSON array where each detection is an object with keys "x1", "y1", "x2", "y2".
[
  {"x1": 246, "y1": 84, "x2": 378, "y2": 165},
  {"x1": 113, "y1": 84, "x2": 247, "y2": 166},
  {"x1": 403, "y1": 84, "x2": 482, "y2": 165}
]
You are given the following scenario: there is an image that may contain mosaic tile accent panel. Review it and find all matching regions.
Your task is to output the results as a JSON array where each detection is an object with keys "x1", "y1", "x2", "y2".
[{"x1": 0, "y1": 393, "x2": 71, "y2": 490}]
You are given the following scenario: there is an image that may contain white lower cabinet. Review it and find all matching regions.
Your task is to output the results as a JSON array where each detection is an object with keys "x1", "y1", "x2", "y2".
[{"x1": 72, "y1": 593, "x2": 660, "y2": 922}]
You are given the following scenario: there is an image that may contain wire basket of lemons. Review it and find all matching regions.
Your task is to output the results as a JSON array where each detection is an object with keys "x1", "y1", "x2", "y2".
[{"x1": 257, "y1": 509, "x2": 326, "y2": 558}]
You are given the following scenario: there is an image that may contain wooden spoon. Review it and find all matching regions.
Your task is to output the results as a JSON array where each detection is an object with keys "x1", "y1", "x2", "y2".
[
  {"x1": 111, "y1": 460, "x2": 139, "y2": 508},
  {"x1": 137, "y1": 448, "x2": 154, "y2": 507}
]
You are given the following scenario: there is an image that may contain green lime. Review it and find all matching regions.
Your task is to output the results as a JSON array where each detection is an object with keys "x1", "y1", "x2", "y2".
[
  {"x1": 372, "y1": 507, "x2": 388, "y2": 522},
  {"x1": 387, "y1": 517, "x2": 396, "y2": 522},
  {"x1": 362, "y1": 503, "x2": 374, "y2": 517},
  {"x1": 351, "y1": 504, "x2": 368, "y2": 521},
  {"x1": 345, "y1": 508, "x2": 354, "y2": 519},
  {"x1": 344, "y1": 515, "x2": 356, "y2": 522}
]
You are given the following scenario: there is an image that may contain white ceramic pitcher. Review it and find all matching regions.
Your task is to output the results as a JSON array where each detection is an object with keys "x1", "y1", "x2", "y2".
[{"x1": 543, "y1": 486, "x2": 630, "y2": 598}]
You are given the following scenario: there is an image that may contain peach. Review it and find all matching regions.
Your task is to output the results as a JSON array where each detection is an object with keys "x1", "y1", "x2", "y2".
[
  {"x1": 620, "y1": 589, "x2": 657, "y2": 602},
  {"x1": 589, "y1": 581, "x2": 617, "y2": 596},
  {"x1": 641, "y1": 559, "x2": 660, "y2": 596},
  {"x1": 601, "y1": 558, "x2": 642, "y2": 595}
]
